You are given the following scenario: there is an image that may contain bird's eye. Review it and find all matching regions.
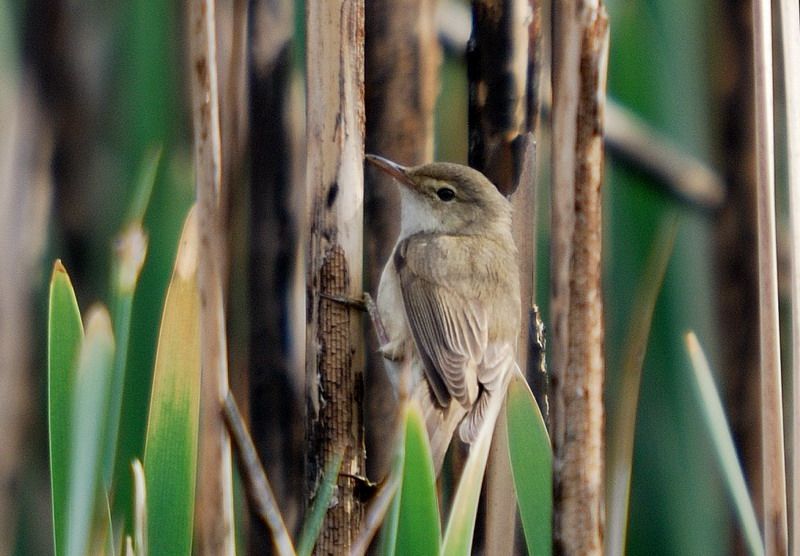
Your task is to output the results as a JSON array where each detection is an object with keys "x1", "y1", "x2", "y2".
[{"x1": 436, "y1": 187, "x2": 456, "y2": 201}]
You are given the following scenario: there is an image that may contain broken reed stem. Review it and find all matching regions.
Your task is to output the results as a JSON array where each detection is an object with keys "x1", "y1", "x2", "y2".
[
  {"x1": 752, "y1": 0, "x2": 789, "y2": 553},
  {"x1": 777, "y1": 0, "x2": 800, "y2": 552},
  {"x1": 550, "y1": 1, "x2": 608, "y2": 554},
  {"x1": 222, "y1": 393, "x2": 295, "y2": 556},
  {"x1": 189, "y1": 0, "x2": 235, "y2": 553},
  {"x1": 467, "y1": 1, "x2": 541, "y2": 553},
  {"x1": 305, "y1": 0, "x2": 366, "y2": 553},
  {"x1": 603, "y1": 101, "x2": 725, "y2": 209}
]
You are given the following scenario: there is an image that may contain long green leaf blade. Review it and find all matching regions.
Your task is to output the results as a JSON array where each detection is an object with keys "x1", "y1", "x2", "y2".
[
  {"x1": 441, "y1": 375, "x2": 510, "y2": 555},
  {"x1": 125, "y1": 146, "x2": 162, "y2": 225},
  {"x1": 506, "y1": 372, "x2": 552, "y2": 556},
  {"x1": 296, "y1": 453, "x2": 344, "y2": 556},
  {"x1": 144, "y1": 206, "x2": 201, "y2": 556},
  {"x1": 105, "y1": 223, "x2": 148, "y2": 487},
  {"x1": 606, "y1": 216, "x2": 677, "y2": 555},
  {"x1": 104, "y1": 150, "x2": 159, "y2": 486},
  {"x1": 47, "y1": 260, "x2": 84, "y2": 556},
  {"x1": 684, "y1": 332, "x2": 764, "y2": 556},
  {"x1": 396, "y1": 403, "x2": 440, "y2": 556},
  {"x1": 66, "y1": 305, "x2": 116, "y2": 556}
]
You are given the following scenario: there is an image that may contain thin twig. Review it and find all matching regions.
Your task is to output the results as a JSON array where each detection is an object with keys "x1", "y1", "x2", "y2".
[
  {"x1": 222, "y1": 393, "x2": 296, "y2": 556},
  {"x1": 752, "y1": 0, "x2": 788, "y2": 552},
  {"x1": 604, "y1": 101, "x2": 725, "y2": 209},
  {"x1": 777, "y1": 0, "x2": 800, "y2": 552},
  {"x1": 349, "y1": 472, "x2": 401, "y2": 556}
]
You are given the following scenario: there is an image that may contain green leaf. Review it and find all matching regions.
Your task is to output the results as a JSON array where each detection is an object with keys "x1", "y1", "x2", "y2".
[
  {"x1": 66, "y1": 305, "x2": 116, "y2": 556},
  {"x1": 605, "y1": 216, "x2": 677, "y2": 554},
  {"x1": 48, "y1": 260, "x2": 84, "y2": 556},
  {"x1": 506, "y1": 372, "x2": 552, "y2": 556},
  {"x1": 441, "y1": 377, "x2": 509, "y2": 555},
  {"x1": 105, "y1": 149, "x2": 159, "y2": 487},
  {"x1": 395, "y1": 403, "x2": 440, "y2": 556},
  {"x1": 296, "y1": 452, "x2": 344, "y2": 556},
  {"x1": 113, "y1": 153, "x2": 194, "y2": 533},
  {"x1": 105, "y1": 221, "x2": 149, "y2": 487},
  {"x1": 684, "y1": 332, "x2": 764, "y2": 556},
  {"x1": 124, "y1": 146, "x2": 162, "y2": 226},
  {"x1": 143, "y1": 206, "x2": 201, "y2": 556}
]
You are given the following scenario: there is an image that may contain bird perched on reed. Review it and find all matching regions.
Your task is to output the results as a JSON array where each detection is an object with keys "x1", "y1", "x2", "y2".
[{"x1": 366, "y1": 154, "x2": 521, "y2": 473}]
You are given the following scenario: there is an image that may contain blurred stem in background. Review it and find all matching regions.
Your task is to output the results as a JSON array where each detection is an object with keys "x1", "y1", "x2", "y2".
[
  {"x1": 1, "y1": 0, "x2": 51, "y2": 553},
  {"x1": 246, "y1": 0, "x2": 305, "y2": 552}
]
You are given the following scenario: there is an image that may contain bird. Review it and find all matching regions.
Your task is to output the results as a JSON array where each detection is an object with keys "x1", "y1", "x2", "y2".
[{"x1": 366, "y1": 154, "x2": 521, "y2": 473}]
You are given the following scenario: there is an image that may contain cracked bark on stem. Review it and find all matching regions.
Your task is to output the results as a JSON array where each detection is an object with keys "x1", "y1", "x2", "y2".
[
  {"x1": 777, "y1": 0, "x2": 800, "y2": 552},
  {"x1": 305, "y1": 0, "x2": 366, "y2": 552},
  {"x1": 189, "y1": 0, "x2": 236, "y2": 554},
  {"x1": 752, "y1": 0, "x2": 788, "y2": 553},
  {"x1": 550, "y1": 1, "x2": 608, "y2": 554}
]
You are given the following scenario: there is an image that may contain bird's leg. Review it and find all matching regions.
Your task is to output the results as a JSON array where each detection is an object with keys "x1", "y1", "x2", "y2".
[
  {"x1": 320, "y1": 291, "x2": 403, "y2": 399},
  {"x1": 319, "y1": 291, "x2": 390, "y2": 348},
  {"x1": 362, "y1": 292, "x2": 390, "y2": 348}
]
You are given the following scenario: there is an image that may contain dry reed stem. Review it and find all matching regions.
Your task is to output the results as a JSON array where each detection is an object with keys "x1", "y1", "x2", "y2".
[
  {"x1": 189, "y1": 0, "x2": 235, "y2": 553},
  {"x1": 305, "y1": 0, "x2": 366, "y2": 552},
  {"x1": 467, "y1": 1, "x2": 541, "y2": 553},
  {"x1": 753, "y1": 0, "x2": 789, "y2": 552},
  {"x1": 222, "y1": 393, "x2": 295, "y2": 556},
  {"x1": 752, "y1": 0, "x2": 788, "y2": 552},
  {"x1": 550, "y1": 1, "x2": 608, "y2": 553},
  {"x1": 777, "y1": 0, "x2": 800, "y2": 553},
  {"x1": 604, "y1": 101, "x2": 725, "y2": 209}
]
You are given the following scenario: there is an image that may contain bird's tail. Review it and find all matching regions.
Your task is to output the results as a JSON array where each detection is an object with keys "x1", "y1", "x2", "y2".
[{"x1": 412, "y1": 380, "x2": 467, "y2": 475}]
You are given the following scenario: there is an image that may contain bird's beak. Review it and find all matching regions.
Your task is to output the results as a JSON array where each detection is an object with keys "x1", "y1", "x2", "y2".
[{"x1": 365, "y1": 154, "x2": 417, "y2": 190}]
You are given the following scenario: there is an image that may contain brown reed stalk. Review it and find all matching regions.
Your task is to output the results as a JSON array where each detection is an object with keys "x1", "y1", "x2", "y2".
[
  {"x1": 189, "y1": 0, "x2": 236, "y2": 553},
  {"x1": 549, "y1": 0, "x2": 608, "y2": 553},
  {"x1": 466, "y1": 2, "x2": 543, "y2": 552},
  {"x1": 752, "y1": 0, "x2": 788, "y2": 552},
  {"x1": 777, "y1": 0, "x2": 800, "y2": 552},
  {"x1": 305, "y1": 0, "x2": 366, "y2": 552}
]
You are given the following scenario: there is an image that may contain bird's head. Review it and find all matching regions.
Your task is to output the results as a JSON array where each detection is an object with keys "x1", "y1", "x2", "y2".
[{"x1": 366, "y1": 154, "x2": 512, "y2": 238}]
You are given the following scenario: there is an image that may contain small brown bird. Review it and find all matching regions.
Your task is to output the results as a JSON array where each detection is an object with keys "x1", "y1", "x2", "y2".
[{"x1": 366, "y1": 154, "x2": 521, "y2": 472}]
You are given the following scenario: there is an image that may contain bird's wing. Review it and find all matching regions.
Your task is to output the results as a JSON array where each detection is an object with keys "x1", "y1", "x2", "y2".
[{"x1": 394, "y1": 236, "x2": 488, "y2": 408}]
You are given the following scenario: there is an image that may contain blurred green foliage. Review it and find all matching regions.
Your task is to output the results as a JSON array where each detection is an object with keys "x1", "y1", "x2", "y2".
[
  {"x1": 605, "y1": 0, "x2": 729, "y2": 553},
  {"x1": 110, "y1": 0, "x2": 194, "y2": 528}
]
